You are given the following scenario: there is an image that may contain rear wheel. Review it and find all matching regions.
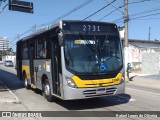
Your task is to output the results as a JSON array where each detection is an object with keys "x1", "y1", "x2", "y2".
[
  {"x1": 43, "y1": 80, "x2": 54, "y2": 102},
  {"x1": 23, "y1": 74, "x2": 30, "y2": 89}
]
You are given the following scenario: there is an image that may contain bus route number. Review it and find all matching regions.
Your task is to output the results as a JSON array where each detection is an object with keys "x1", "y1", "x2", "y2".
[{"x1": 83, "y1": 25, "x2": 100, "y2": 32}]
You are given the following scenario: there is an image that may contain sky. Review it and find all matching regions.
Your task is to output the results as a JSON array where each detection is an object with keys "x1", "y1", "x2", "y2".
[{"x1": 0, "y1": 0, "x2": 160, "y2": 50}]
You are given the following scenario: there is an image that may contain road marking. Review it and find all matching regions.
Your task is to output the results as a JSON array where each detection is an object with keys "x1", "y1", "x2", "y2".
[
  {"x1": 129, "y1": 98, "x2": 136, "y2": 102},
  {"x1": 127, "y1": 87, "x2": 160, "y2": 96}
]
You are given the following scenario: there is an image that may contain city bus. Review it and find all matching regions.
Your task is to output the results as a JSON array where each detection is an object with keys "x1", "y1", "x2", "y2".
[{"x1": 16, "y1": 20, "x2": 125, "y2": 102}]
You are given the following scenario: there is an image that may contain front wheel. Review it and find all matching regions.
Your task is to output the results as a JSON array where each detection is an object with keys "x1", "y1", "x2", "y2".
[
  {"x1": 43, "y1": 80, "x2": 54, "y2": 102},
  {"x1": 23, "y1": 75, "x2": 30, "y2": 89}
]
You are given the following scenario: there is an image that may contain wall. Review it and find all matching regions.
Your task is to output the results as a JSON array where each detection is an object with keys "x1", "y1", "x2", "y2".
[
  {"x1": 128, "y1": 44, "x2": 141, "y2": 70},
  {"x1": 142, "y1": 53, "x2": 160, "y2": 74},
  {"x1": 128, "y1": 44, "x2": 160, "y2": 72}
]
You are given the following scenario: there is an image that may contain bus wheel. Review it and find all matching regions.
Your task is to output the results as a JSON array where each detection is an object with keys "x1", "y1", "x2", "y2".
[
  {"x1": 43, "y1": 80, "x2": 54, "y2": 102},
  {"x1": 24, "y1": 75, "x2": 30, "y2": 89}
]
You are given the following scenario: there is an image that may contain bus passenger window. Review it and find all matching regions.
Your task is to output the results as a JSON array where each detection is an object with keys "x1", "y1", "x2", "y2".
[
  {"x1": 37, "y1": 39, "x2": 47, "y2": 58},
  {"x1": 22, "y1": 42, "x2": 29, "y2": 60},
  {"x1": 39, "y1": 49, "x2": 46, "y2": 58}
]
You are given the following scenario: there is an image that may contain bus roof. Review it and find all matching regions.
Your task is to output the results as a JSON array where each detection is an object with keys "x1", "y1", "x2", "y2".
[
  {"x1": 17, "y1": 22, "x2": 59, "y2": 43},
  {"x1": 17, "y1": 20, "x2": 117, "y2": 43}
]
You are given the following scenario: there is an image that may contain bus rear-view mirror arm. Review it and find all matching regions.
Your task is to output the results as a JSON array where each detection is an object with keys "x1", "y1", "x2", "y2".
[{"x1": 58, "y1": 32, "x2": 64, "y2": 46}]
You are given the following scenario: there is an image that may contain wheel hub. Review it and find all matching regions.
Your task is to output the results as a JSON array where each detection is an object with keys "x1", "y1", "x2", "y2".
[
  {"x1": 24, "y1": 78, "x2": 28, "y2": 86},
  {"x1": 44, "y1": 84, "x2": 50, "y2": 96}
]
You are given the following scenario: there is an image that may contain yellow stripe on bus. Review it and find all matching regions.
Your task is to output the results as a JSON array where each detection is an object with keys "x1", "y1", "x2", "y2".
[
  {"x1": 71, "y1": 73, "x2": 122, "y2": 88},
  {"x1": 22, "y1": 65, "x2": 30, "y2": 80},
  {"x1": 31, "y1": 84, "x2": 37, "y2": 89}
]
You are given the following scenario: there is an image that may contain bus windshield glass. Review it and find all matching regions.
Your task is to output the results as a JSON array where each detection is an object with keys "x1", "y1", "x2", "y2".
[{"x1": 64, "y1": 34, "x2": 123, "y2": 74}]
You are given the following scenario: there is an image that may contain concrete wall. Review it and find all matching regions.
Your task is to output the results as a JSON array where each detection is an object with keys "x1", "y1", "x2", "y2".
[
  {"x1": 121, "y1": 39, "x2": 160, "y2": 73},
  {"x1": 128, "y1": 43, "x2": 160, "y2": 71},
  {"x1": 128, "y1": 44, "x2": 141, "y2": 70},
  {"x1": 142, "y1": 53, "x2": 160, "y2": 74}
]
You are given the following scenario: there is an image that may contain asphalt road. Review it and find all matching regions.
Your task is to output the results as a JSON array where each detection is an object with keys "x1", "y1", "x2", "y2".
[{"x1": 0, "y1": 65, "x2": 160, "y2": 120}]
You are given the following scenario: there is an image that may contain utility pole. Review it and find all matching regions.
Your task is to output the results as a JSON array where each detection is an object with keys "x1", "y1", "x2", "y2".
[
  {"x1": 148, "y1": 27, "x2": 151, "y2": 41},
  {"x1": 124, "y1": 0, "x2": 129, "y2": 81},
  {"x1": 124, "y1": 0, "x2": 128, "y2": 48}
]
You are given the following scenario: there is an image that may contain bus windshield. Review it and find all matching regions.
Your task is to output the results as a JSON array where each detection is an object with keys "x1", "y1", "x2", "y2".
[{"x1": 64, "y1": 34, "x2": 123, "y2": 74}]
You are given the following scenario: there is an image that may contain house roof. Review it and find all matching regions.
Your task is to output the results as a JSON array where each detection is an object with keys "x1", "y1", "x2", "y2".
[{"x1": 122, "y1": 38, "x2": 160, "y2": 44}]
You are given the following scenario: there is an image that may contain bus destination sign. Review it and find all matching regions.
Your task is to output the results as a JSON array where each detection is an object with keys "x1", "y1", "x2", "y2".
[{"x1": 62, "y1": 21, "x2": 118, "y2": 33}]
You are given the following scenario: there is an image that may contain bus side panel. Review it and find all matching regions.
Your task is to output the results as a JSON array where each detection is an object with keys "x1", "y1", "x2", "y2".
[
  {"x1": 21, "y1": 60, "x2": 30, "y2": 82},
  {"x1": 34, "y1": 59, "x2": 52, "y2": 90}
]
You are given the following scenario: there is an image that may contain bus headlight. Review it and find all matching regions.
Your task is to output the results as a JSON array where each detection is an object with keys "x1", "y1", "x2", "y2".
[
  {"x1": 66, "y1": 77, "x2": 77, "y2": 88},
  {"x1": 120, "y1": 76, "x2": 125, "y2": 84}
]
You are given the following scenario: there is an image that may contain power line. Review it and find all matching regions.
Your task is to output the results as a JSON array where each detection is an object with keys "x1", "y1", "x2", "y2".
[
  {"x1": 9, "y1": 0, "x2": 94, "y2": 47},
  {"x1": 98, "y1": 0, "x2": 124, "y2": 21},
  {"x1": 37, "y1": 0, "x2": 94, "y2": 28},
  {"x1": 0, "y1": 4, "x2": 8, "y2": 13},
  {"x1": 53, "y1": 0, "x2": 94, "y2": 22},
  {"x1": 0, "y1": 0, "x2": 6, "y2": 6},
  {"x1": 116, "y1": 12, "x2": 160, "y2": 24},
  {"x1": 83, "y1": 0, "x2": 116, "y2": 20},
  {"x1": 130, "y1": 12, "x2": 160, "y2": 20},
  {"x1": 130, "y1": 7, "x2": 160, "y2": 17},
  {"x1": 132, "y1": 17, "x2": 160, "y2": 20},
  {"x1": 114, "y1": 6, "x2": 160, "y2": 23},
  {"x1": 129, "y1": 0, "x2": 156, "y2": 4},
  {"x1": 104, "y1": 0, "x2": 124, "y2": 14},
  {"x1": 9, "y1": 29, "x2": 32, "y2": 43},
  {"x1": 98, "y1": 4, "x2": 124, "y2": 21},
  {"x1": 113, "y1": 0, "x2": 160, "y2": 23}
]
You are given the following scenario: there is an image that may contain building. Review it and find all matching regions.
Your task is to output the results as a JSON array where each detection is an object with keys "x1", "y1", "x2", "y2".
[
  {"x1": 0, "y1": 36, "x2": 9, "y2": 51},
  {"x1": 124, "y1": 39, "x2": 160, "y2": 74},
  {"x1": 2, "y1": 55, "x2": 16, "y2": 66}
]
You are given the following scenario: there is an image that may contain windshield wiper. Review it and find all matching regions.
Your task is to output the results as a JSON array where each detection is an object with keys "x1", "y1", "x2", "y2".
[
  {"x1": 99, "y1": 34, "x2": 109, "y2": 50},
  {"x1": 79, "y1": 33, "x2": 98, "y2": 53}
]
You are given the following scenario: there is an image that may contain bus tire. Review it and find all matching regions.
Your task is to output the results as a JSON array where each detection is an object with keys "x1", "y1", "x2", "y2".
[
  {"x1": 43, "y1": 80, "x2": 54, "y2": 102},
  {"x1": 23, "y1": 74, "x2": 30, "y2": 90}
]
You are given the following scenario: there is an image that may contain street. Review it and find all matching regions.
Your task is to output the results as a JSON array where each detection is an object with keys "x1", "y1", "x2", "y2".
[
  {"x1": 1, "y1": 0, "x2": 160, "y2": 120},
  {"x1": 0, "y1": 65, "x2": 160, "y2": 120}
]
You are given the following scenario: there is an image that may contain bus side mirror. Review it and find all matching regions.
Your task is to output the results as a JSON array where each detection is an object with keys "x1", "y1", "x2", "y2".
[{"x1": 58, "y1": 32, "x2": 64, "y2": 46}]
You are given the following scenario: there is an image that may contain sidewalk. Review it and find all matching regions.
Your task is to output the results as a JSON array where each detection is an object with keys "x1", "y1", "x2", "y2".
[
  {"x1": 0, "y1": 80, "x2": 20, "y2": 104},
  {"x1": 127, "y1": 72, "x2": 160, "y2": 90}
]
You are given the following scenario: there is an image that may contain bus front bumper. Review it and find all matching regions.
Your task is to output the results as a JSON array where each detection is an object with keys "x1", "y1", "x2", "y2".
[{"x1": 63, "y1": 82, "x2": 125, "y2": 100}]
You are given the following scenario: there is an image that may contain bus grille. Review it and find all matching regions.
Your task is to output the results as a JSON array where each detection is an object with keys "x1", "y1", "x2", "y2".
[
  {"x1": 78, "y1": 73, "x2": 118, "y2": 80},
  {"x1": 83, "y1": 87, "x2": 117, "y2": 97}
]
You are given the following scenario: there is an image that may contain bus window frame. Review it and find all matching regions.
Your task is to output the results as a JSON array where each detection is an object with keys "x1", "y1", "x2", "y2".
[
  {"x1": 22, "y1": 41, "x2": 29, "y2": 60},
  {"x1": 36, "y1": 35, "x2": 48, "y2": 59}
]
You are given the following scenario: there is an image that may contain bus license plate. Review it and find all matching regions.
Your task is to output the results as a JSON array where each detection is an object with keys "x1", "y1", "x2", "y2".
[{"x1": 97, "y1": 89, "x2": 106, "y2": 94}]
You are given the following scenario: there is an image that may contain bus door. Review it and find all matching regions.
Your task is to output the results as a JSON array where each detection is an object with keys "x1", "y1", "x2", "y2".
[
  {"x1": 50, "y1": 36, "x2": 61, "y2": 96},
  {"x1": 16, "y1": 43, "x2": 22, "y2": 80},
  {"x1": 29, "y1": 42, "x2": 35, "y2": 85}
]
